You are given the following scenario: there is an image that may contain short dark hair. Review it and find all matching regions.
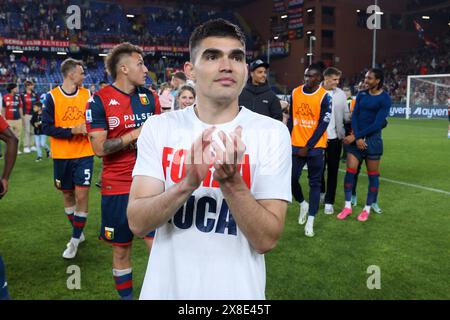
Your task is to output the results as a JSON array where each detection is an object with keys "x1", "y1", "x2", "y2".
[
  {"x1": 307, "y1": 63, "x2": 324, "y2": 74},
  {"x1": 60, "y1": 58, "x2": 84, "y2": 78},
  {"x1": 323, "y1": 67, "x2": 342, "y2": 77},
  {"x1": 105, "y1": 42, "x2": 143, "y2": 81},
  {"x1": 189, "y1": 18, "x2": 246, "y2": 62},
  {"x1": 368, "y1": 68, "x2": 384, "y2": 89},
  {"x1": 99, "y1": 81, "x2": 107, "y2": 85},
  {"x1": 6, "y1": 83, "x2": 17, "y2": 93},
  {"x1": 172, "y1": 71, "x2": 187, "y2": 82},
  {"x1": 24, "y1": 80, "x2": 34, "y2": 87}
]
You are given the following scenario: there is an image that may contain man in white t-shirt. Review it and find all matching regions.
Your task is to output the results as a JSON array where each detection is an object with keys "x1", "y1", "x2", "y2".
[
  {"x1": 320, "y1": 67, "x2": 346, "y2": 215},
  {"x1": 127, "y1": 18, "x2": 292, "y2": 300}
]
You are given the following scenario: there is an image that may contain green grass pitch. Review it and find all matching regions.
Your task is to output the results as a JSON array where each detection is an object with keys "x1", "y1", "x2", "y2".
[{"x1": 0, "y1": 118, "x2": 449, "y2": 299}]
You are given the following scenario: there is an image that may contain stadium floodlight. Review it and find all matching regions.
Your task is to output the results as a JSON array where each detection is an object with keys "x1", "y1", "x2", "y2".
[
  {"x1": 422, "y1": 16, "x2": 430, "y2": 20},
  {"x1": 126, "y1": 14, "x2": 135, "y2": 18},
  {"x1": 57, "y1": 52, "x2": 67, "y2": 55},
  {"x1": 274, "y1": 36, "x2": 279, "y2": 40},
  {"x1": 307, "y1": 9, "x2": 313, "y2": 13},
  {"x1": 356, "y1": 9, "x2": 361, "y2": 13},
  {"x1": 12, "y1": 50, "x2": 23, "y2": 53},
  {"x1": 375, "y1": 11, "x2": 384, "y2": 15},
  {"x1": 405, "y1": 74, "x2": 450, "y2": 119},
  {"x1": 99, "y1": 53, "x2": 107, "y2": 57},
  {"x1": 281, "y1": 15, "x2": 288, "y2": 19}
]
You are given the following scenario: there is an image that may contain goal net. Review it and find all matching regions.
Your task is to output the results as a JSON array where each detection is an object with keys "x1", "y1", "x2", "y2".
[{"x1": 406, "y1": 74, "x2": 450, "y2": 119}]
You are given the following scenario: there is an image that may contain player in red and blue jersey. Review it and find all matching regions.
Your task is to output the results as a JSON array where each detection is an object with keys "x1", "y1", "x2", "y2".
[
  {"x1": 0, "y1": 114, "x2": 19, "y2": 299},
  {"x1": 21, "y1": 81, "x2": 39, "y2": 153},
  {"x1": 2, "y1": 84, "x2": 23, "y2": 154},
  {"x1": 86, "y1": 43, "x2": 160, "y2": 300}
]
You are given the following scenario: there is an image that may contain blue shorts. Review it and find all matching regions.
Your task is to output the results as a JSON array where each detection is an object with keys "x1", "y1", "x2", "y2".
[
  {"x1": 345, "y1": 132, "x2": 383, "y2": 162},
  {"x1": 53, "y1": 156, "x2": 94, "y2": 192},
  {"x1": 99, "y1": 194, "x2": 156, "y2": 246}
]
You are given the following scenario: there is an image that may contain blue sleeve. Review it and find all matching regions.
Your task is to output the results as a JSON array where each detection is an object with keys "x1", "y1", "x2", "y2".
[
  {"x1": 351, "y1": 93, "x2": 361, "y2": 137},
  {"x1": 354, "y1": 93, "x2": 391, "y2": 139},
  {"x1": 86, "y1": 95, "x2": 107, "y2": 131},
  {"x1": 306, "y1": 93, "x2": 332, "y2": 149},
  {"x1": 42, "y1": 93, "x2": 73, "y2": 138},
  {"x1": 287, "y1": 93, "x2": 294, "y2": 134}
]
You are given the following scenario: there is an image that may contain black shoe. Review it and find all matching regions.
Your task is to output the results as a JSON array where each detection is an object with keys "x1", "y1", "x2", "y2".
[
  {"x1": 35, "y1": 157, "x2": 42, "y2": 162},
  {"x1": 95, "y1": 181, "x2": 102, "y2": 188},
  {"x1": 46, "y1": 149, "x2": 50, "y2": 158}
]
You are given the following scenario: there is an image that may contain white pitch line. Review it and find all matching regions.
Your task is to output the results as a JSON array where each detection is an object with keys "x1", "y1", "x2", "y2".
[{"x1": 338, "y1": 169, "x2": 450, "y2": 196}]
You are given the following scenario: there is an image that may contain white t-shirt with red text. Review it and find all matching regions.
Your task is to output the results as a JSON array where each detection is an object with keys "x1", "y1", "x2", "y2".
[{"x1": 133, "y1": 105, "x2": 292, "y2": 300}]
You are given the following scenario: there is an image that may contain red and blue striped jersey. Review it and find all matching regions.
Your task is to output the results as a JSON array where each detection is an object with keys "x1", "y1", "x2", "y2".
[
  {"x1": 21, "y1": 91, "x2": 39, "y2": 115},
  {"x1": 86, "y1": 85, "x2": 161, "y2": 195},
  {"x1": 2, "y1": 93, "x2": 23, "y2": 120}
]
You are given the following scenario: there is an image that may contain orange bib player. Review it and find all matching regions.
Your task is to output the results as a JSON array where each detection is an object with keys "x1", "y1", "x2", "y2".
[
  {"x1": 43, "y1": 85, "x2": 94, "y2": 190},
  {"x1": 42, "y1": 58, "x2": 94, "y2": 260},
  {"x1": 288, "y1": 64, "x2": 331, "y2": 237}
]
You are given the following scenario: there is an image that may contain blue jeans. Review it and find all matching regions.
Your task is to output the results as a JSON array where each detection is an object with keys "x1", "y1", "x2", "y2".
[{"x1": 34, "y1": 135, "x2": 49, "y2": 158}]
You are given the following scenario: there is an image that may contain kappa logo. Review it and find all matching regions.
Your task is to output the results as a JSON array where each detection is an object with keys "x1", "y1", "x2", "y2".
[
  {"x1": 108, "y1": 116, "x2": 120, "y2": 129},
  {"x1": 296, "y1": 102, "x2": 314, "y2": 118},
  {"x1": 109, "y1": 99, "x2": 120, "y2": 106},
  {"x1": 62, "y1": 106, "x2": 84, "y2": 121},
  {"x1": 262, "y1": 100, "x2": 269, "y2": 104}
]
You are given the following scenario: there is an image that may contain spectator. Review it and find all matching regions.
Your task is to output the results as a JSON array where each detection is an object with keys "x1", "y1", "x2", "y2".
[
  {"x1": 176, "y1": 85, "x2": 196, "y2": 110},
  {"x1": 238, "y1": 59, "x2": 283, "y2": 121},
  {"x1": 170, "y1": 71, "x2": 187, "y2": 110}
]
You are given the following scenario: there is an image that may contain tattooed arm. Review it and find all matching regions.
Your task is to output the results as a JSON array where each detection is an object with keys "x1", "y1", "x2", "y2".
[{"x1": 88, "y1": 126, "x2": 142, "y2": 157}]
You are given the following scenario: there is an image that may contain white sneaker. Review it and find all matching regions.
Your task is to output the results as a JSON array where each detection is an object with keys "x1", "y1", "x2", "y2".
[
  {"x1": 319, "y1": 193, "x2": 325, "y2": 204},
  {"x1": 324, "y1": 204, "x2": 334, "y2": 215},
  {"x1": 62, "y1": 241, "x2": 78, "y2": 259},
  {"x1": 23, "y1": 147, "x2": 31, "y2": 153},
  {"x1": 298, "y1": 201, "x2": 309, "y2": 225},
  {"x1": 305, "y1": 217, "x2": 315, "y2": 237},
  {"x1": 67, "y1": 233, "x2": 85, "y2": 246},
  {"x1": 30, "y1": 146, "x2": 37, "y2": 152}
]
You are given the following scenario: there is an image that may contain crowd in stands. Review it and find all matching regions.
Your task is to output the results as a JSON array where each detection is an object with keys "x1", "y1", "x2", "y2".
[
  {"x1": 0, "y1": 0, "x2": 246, "y2": 48},
  {"x1": 0, "y1": 49, "x2": 189, "y2": 95},
  {"x1": 2, "y1": 0, "x2": 449, "y2": 105},
  {"x1": 349, "y1": 31, "x2": 450, "y2": 104}
]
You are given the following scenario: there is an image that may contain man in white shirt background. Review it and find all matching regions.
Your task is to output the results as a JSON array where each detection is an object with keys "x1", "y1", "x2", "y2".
[{"x1": 320, "y1": 67, "x2": 346, "y2": 214}]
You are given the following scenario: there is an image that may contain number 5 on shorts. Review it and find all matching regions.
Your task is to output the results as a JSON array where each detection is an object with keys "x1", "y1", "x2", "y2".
[{"x1": 84, "y1": 169, "x2": 91, "y2": 185}]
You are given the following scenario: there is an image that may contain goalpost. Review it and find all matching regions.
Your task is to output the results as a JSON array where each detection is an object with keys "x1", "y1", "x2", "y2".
[{"x1": 406, "y1": 74, "x2": 450, "y2": 119}]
